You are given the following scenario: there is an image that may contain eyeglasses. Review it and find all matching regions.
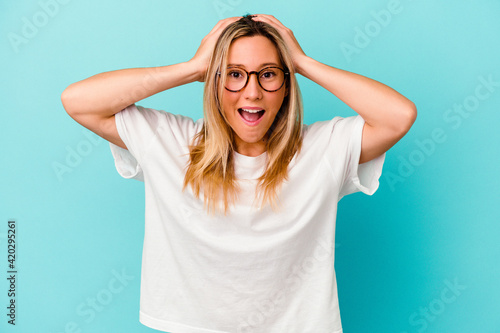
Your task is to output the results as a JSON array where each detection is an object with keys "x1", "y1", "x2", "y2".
[{"x1": 217, "y1": 66, "x2": 289, "y2": 92}]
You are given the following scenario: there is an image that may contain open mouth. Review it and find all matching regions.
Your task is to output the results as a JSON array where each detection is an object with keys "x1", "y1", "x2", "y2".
[{"x1": 238, "y1": 108, "x2": 266, "y2": 124}]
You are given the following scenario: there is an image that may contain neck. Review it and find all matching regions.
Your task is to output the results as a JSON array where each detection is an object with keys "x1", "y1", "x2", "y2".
[{"x1": 234, "y1": 138, "x2": 267, "y2": 157}]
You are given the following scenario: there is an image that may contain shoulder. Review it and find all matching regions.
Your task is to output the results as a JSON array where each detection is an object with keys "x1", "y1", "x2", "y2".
[
  {"x1": 118, "y1": 104, "x2": 194, "y2": 123},
  {"x1": 302, "y1": 115, "x2": 362, "y2": 144},
  {"x1": 118, "y1": 104, "x2": 203, "y2": 135}
]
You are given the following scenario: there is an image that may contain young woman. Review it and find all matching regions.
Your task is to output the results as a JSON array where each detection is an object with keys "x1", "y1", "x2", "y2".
[{"x1": 62, "y1": 14, "x2": 416, "y2": 333}]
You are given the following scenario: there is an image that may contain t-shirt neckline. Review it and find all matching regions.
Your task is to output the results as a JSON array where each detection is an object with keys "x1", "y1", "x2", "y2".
[{"x1": 233, "y1": 151, "x2": 267, "y2": 179}]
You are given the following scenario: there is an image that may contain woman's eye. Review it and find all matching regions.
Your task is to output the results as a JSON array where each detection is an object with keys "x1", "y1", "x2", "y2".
[
  {"x1": 261, "y1": 71, "x2": 276, "y2": 79},
  {"x1": 228, "y1": 71, "x2": 243, "y2": 79}
]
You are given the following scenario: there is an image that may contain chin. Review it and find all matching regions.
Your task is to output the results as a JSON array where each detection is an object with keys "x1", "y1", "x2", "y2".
[{"x1": 238, "y1": 134, "x2": 264, "y2": 144}]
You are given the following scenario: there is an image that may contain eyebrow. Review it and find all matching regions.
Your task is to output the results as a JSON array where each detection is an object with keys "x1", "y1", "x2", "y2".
[{"x1": 227, "y1": 62, "x2": 280, "y2": 68}]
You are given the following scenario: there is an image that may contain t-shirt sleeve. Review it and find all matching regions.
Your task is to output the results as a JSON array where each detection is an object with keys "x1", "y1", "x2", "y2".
[
  {"x1": 109, "y1": 142, "x2": 144, "y2": 181},
  {"x1": 108, "y1": 104, "x2": 201, "y2": 181},
  {"x1": 109, "y1": 104, "x2": 161, "y2": 181},
  {"x1": 323, "y1": 115, "x2": 385, "y2": 200}
]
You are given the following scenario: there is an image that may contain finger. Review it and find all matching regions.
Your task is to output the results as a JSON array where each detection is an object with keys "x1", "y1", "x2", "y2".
[
  {"x1": 209, "y1": 16, "x2": 242, "y2": 36},
  {"x1": 214, "y1": 16, "x2": 240, "y2": 29},
  {"x1": 251, "y1": 14, "x2": 306, "y2": 67},
  {"x1": 204, "y1": 18, "x2": 240, "y2": 43},
  {"x1": 252, "y1": 14, "x2": 288, "y2": 31}
]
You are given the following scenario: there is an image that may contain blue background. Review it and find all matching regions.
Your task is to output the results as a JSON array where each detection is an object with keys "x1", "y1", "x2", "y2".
[{"x1": 1, "y1": 0, "x2": 499, "y2": 332}]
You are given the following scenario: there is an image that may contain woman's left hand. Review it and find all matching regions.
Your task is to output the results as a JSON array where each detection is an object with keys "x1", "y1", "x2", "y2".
[{"x1": 252, "y1": 14, "x2": 308, "y2": 75}]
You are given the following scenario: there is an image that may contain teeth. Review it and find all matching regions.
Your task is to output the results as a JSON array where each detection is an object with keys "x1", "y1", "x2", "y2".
[{"x1": 241, "y1": 108, "x2": 264, "y2": 113}]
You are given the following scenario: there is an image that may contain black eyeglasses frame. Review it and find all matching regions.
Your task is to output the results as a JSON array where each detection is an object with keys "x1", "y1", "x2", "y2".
[{"x1": 216, "y1": 66, "x2": 290, "y2": 93}]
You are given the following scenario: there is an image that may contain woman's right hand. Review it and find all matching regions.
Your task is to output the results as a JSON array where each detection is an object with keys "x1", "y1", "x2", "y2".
[
  {"x1": 189, "y1": 16, "x2": 242, "y2": 82},
  {"x1": 61, "y1": 17, "x2": 242, "y2": 150}
]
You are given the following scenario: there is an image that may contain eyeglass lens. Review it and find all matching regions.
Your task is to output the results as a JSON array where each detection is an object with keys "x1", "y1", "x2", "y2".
[{"x1": 225, "y1": 67, "x2": 285, "y2": 92}]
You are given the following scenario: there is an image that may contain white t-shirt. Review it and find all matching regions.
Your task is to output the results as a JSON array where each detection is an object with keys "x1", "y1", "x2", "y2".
[{"x1": 109, "y1": 104, "x2": 385, "y2": 333}]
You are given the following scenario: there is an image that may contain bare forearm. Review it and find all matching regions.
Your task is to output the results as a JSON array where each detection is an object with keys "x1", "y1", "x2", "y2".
[
  {"x1": 61, "y1": 62, "x2": 200, "y2": 118},
  {"x1": 297, "y1": 55, "x2": 416, "y2": 131}
]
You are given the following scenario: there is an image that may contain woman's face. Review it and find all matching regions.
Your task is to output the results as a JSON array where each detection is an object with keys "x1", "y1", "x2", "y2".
[{"x1": 221, "y1": 35, "x2": 287, "y2": 157}]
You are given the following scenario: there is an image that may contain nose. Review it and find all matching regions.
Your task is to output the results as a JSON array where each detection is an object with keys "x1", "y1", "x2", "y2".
[{"x1": 242, "y1": 73, "x2": 263, "y2": 100}]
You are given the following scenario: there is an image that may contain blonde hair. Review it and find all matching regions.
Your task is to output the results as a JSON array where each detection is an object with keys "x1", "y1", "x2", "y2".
[{"x1": 183, "y1": 15, "x2": 303, "y2": 215}]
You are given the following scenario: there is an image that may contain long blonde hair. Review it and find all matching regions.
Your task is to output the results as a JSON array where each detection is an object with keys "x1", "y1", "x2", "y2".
[{"x1": 183, "y1": 15, "x2": 303, "y2": 214}]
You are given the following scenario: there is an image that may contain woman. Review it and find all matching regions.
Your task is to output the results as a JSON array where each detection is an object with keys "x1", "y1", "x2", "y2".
[{"x1": 62, "y1": 14, "x2": 416, "y2": 333}]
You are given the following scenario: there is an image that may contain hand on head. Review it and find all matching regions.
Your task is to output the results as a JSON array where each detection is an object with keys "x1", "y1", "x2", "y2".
[
  {"x1": 190, "y1": 16, "x2": 242, "y2": 82},
  {"x1": 249, "y1": 14, "x2": 307, "y2": 74},
  {"x1": 191, "y1": 14, "x2": 307, "y2": 82}
]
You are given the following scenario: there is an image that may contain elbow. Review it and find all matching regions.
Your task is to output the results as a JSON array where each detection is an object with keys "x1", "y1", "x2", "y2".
[
  {"x1": 391, "y1": 101, "x2": 417, "y2": 138},
  {"x1": 61, "y1": 84, "x2": 79, "y2": 117},
  {"x1": 406, "y1": 101, "x2": 417, "y2": 129},
  {"x1": 61, "y1": 85, "x2": 72, "y2": 113},
  {"x1": 397, "y1": 101, "x2": 417, "y2": 135}
]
